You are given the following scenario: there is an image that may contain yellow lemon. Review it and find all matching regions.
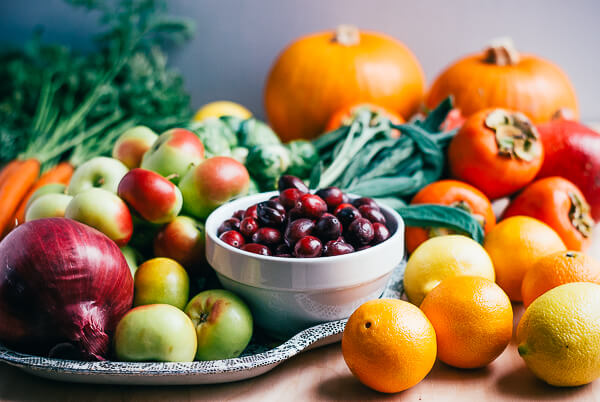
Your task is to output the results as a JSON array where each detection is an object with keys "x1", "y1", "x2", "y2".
[
  {"x1": 517, "y1": 282, "x2": 600, "y2": 387},
  {"x1": 404, "y1": 235, "x2": 495, "y2": 305},
  {"x1": 193, "y1": 101, "x2": 252, "y2": 121}
]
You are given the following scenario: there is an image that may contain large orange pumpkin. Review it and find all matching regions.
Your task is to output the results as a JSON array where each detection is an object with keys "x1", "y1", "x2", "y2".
[
  {"x1": 426, "y1": 39, "x2": 578, "y2": 124},
  {"x1": 264, "y1": 25, "x2": 425, "y2": 142}
]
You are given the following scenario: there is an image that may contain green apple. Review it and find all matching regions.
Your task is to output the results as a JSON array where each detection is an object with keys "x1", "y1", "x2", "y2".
[
  {"x1": 133, "y1": 257, "x2": 190, "y2": 310},
  {"x1": 140, "y1": 128, "x2": 205, "y2": 184},
  {"x1": 112, "y1": 126, "x2": 158, "y2": 169},
  {"x1": 67, "y1": 157, "x2": 129, "y2": 195},
  {"x1": 65, "y1": 188, "x2": 133, "y2": 246},
  {"x1": 25, "y1": 193, "x2": 73, "y2": 222},
  {"x1": 120, "y1": 245, "x2": 140, "y2": 278},
  {"x1": 114, "y1": 304, "x2": 197, "y2": 362},
  {"x1": 179, "y1": 156, "x2": 249, "y2": 220},
  {"x1": 184, "y1": 289, "x2": 253, "y2": 361},
  {"x1": 25, "y1": 183, "x2": 67, "y2": 212}
]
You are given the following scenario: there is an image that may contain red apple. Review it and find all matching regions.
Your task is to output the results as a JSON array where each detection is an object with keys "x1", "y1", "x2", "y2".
[
  {"x1": 117, "y1": 168, "x2": 182, "y2": 224},
  {"x1": 537, "y1": 118, "x2": 600, "y2": 221},
  {"x1": 140, "y1": 128, "x2": 205, "y2": 183},
  {"x1": 178, "y1": 156, "x2": 250, "y2": 219},
  {"x1": 65, "y1": 188, "x2": 133, "y2": 246},
  {"x1": 112, "y1": 126, "x2": 158, "y2": 169},
  {"x1": 153, "y1": 216, "x2": 207, "y2": 274}
]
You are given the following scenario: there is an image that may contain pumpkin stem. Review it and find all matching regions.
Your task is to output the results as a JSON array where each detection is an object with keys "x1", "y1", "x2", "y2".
[
  {"x1": 484, "y1": 109, "x2": 541, "y2": 162},
  {"x1": 334, "y1": 25, "x2": 360, "y2": 46},
  {"x1": 483, "y1": 37, "x2": 520, "y2": 66},
  {"x1": 552, "y1": 108, "x2": 576, "y2": 121}
]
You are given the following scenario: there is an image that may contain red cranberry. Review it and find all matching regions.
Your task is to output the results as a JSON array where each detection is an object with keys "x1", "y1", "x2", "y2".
[
  {"x1": 278, "y1": 175, "x2": 309, "y2": 193},
  {"x1": 240, "y1": 217, "x2": 259, "y2": 238},
  {"x1": 287, "y1": 207, "x2": 304, "y2": 222},
  {"x1": 233, "y1": 210, "x2": 245, "y2": 220},
  {"x1": 315, "y1": 187, "x2": 344, "y2": 211},
  {"x1": 295, "y1": 194, "x2": 327, "y2": 219},
  {"x1": 336, "y1": 206, "x2": 362, "y2": 229},
  {"x1": 346, "y1": 218, "x2": 375, "y2": 246},
  {"x1": 372, "y1": 222, "x2": 391, "y2": 244},
  {"x1": 334, "y1": 203, "x2": 355, "y2": 215},
  {"x1": 323, "y1": 238, "x2": 355, "y2": 256},
  {"x1": 219, "y1": 230, "x2": 245, "y2": 248},
  {"x1": 352, "y1": 197, "x2": 380, "y2": 210},
  {"x1": 241, "y1": 243, "x2": 272, "y2": 256},
  {"x1": 252, "y1": 227, "x2": 282, "y2": 247},
  {"x1": 280, "y1": 188, "x2": 303, "y2": 210},
  {"x1": 244, "y1": 205, "x2": 258, "y2": 219},
  {"x1": 257, "y1": 200, "x2": 286, "y2": 227},
  {"x1": 284, "y1": 218, "x2": 315, "y2": 247},
  {"x1": 294, "y1": 236, "x2": 323, "y2": 258},
  {"x1": 358, "y1": 205, "x2": 387, "y2": 225},
  {"x1": 275, "y1": 244, "x2": 293, "y2": 257},
  {"x1": 315, "y1": 213, "x2": 342, "y2": 242},
  {"x1": 217, "y1": 218, "x2": 240, "y2": 236}
]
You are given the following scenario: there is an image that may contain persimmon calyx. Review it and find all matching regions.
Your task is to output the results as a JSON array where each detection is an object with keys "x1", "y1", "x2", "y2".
[
  {"x1": 334, "y1": 25, "x2": 360, "y2": 46},
  {"x1": 485, "y1": 109, "x2": 541, "y2": 162},
  {"x1": 568, "y1": 192, "x2": 594, "y2": 238},
  {"x1": 484, "y1": 37, "x2": 520, "y2": 66}
]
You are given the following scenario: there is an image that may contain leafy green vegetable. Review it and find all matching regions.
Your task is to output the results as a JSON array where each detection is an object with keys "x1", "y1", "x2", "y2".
[
  {"x1": 246, "y1": 144, "x2": 291, "y2": 190},
  {"x1": 397, "y1": 204, "x2": 485, "y2": 244},
  {"x1": 285, "y1": 140, "x2": 319, "y2": 178},
  {"x1": 235, "y1": 118, "x2": 281, "y2": 148},
  {"x1": 311, "y1": 98, "x2": 457, "y2": 200},
  {"x1": 231, "y1": 147, "x2": 249, "y2": 164},
  {"x1": 0, "y1": 0, "x2": 194, "y2": 169},
  {"x1": 189, "y1": 119, "x2": 234, "y2": 158}
]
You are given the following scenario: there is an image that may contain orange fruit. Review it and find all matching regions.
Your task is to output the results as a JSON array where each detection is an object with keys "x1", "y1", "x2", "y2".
[
  {"x1": 484, "y1": 216, "x2": 566, "y2": 301},
  {"x1": 420, "y1": 276, "x2": 513, "y2": 368},
  {"x1": 521, "y1": 251, "x2": 600, "y2": 307},
  {"x1": 342, "y1": 299, "x2": 437, "y2": 393}
]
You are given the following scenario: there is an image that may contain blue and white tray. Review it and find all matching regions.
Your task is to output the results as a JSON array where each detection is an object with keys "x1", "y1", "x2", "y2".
[{"x1": 0, "y1": 262, "x2": 404, "y2": 385}]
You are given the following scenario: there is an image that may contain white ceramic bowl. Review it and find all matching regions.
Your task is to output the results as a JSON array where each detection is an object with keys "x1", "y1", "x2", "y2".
[{"x1": 205, "y1": 192, "x2": 405, "y2": 338}]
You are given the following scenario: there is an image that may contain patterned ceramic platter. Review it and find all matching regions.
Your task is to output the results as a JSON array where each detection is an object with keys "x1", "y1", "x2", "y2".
[{"x1": 0, "y1": 262, "x2": 405, "y2": 385}]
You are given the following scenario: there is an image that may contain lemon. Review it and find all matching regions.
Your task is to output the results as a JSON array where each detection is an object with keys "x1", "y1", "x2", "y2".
[
  {"x1": 404, "y1": 235, "x2": 495, "y2": 305},
  {"x1": 517, "y1": 282, "x2": 600, "y2": 387},
  {"x1": 193, "y1": 101, "x2": 252, "y2": 121}
]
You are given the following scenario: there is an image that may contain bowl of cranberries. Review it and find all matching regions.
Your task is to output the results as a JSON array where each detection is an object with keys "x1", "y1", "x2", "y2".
[{"x1": 205, "y1": 175, "x2": 405, "y2": 337}]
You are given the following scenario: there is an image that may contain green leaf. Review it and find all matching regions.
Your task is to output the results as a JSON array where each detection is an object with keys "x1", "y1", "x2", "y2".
[
  {"x1": 396, "y1": 204, "x2": 485, "y2": 244},
  {"x1": 419, "y1": 96, "x2": 453, "y2": 132},
  {"x1": 309, "y1": 161, "x2": 323, "y2": 189}
]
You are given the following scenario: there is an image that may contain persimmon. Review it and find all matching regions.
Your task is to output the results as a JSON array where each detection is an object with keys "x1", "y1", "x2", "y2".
[
  {"x1": 503, "y1": 177, "x2": 594, "y2": 251},
  {"x1": 324, "y1": 103, "x2": 404, "y2": 135},
  {"x1": 448, "y1": 108, "x2": 544, "y2": 199},
  {"x1": 406, "y1": 180, "x2": 495, "y2": 254}
]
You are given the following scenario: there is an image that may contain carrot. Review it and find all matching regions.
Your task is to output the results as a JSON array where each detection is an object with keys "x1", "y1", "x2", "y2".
[
  {"x1": 0, "y1": 159, "x2": 40, "y2": 238},
  {"x1": 11, "y1": 162, "x2": 75, "y2": 226},
  {"x1": 0, "y1": 160, "x2": 24, "y2": 189}
]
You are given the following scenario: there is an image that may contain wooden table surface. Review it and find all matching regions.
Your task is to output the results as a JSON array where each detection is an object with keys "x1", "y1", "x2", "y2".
[{"x1": 1, "y1": 230, "x2": 599, "y2": 401}]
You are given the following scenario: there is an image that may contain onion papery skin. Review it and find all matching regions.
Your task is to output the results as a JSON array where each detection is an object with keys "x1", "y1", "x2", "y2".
[{"x1": 0, "y1": 218, "x2": 133, "y2": 360}]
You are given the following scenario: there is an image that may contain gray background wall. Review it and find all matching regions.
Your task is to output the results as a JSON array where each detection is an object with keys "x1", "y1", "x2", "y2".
[{"x1": 1, "y1": 0, "x2": 599, "y2": 120}]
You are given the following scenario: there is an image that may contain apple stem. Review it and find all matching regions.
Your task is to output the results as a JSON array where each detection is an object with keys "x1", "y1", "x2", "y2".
[{"x1": 165, "y1": 173, "x2": 179, "y2": 182}]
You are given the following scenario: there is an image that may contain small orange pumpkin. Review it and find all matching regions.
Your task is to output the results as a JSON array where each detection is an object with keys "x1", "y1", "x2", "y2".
[
  {"x1": 426, "y1": 39, "x2": 578, "y2": 124},
  {"x1": 265, "y1": 25, "x2": 425, "y2": 142}
]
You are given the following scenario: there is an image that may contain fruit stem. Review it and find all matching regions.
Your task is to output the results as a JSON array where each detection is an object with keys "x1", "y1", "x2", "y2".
[
  {"x1": 484, "y1": 109, "x2": 541, "y2": 162},
  {"x1": 334, "y1": 25, "x2": 359, "y2": 46},
  {"x1": 568, "y1": 192, "x2": 594, "y2": 238},
  {"x1": 483, "y1": 37, "x2": 520, "y2": 66}
]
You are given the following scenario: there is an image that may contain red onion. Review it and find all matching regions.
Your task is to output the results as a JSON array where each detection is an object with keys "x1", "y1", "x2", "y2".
[{"x1": 0, "y1": 218, "x2": 133, "y2": 360}]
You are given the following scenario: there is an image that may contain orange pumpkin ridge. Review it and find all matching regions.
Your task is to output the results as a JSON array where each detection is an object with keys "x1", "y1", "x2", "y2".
[
  {"x1": 426, "y1": 39, "x2": 578, "y2": 124},
  {"x1": 265, "y1": 25, "x2": 425, "y2": 142}
]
